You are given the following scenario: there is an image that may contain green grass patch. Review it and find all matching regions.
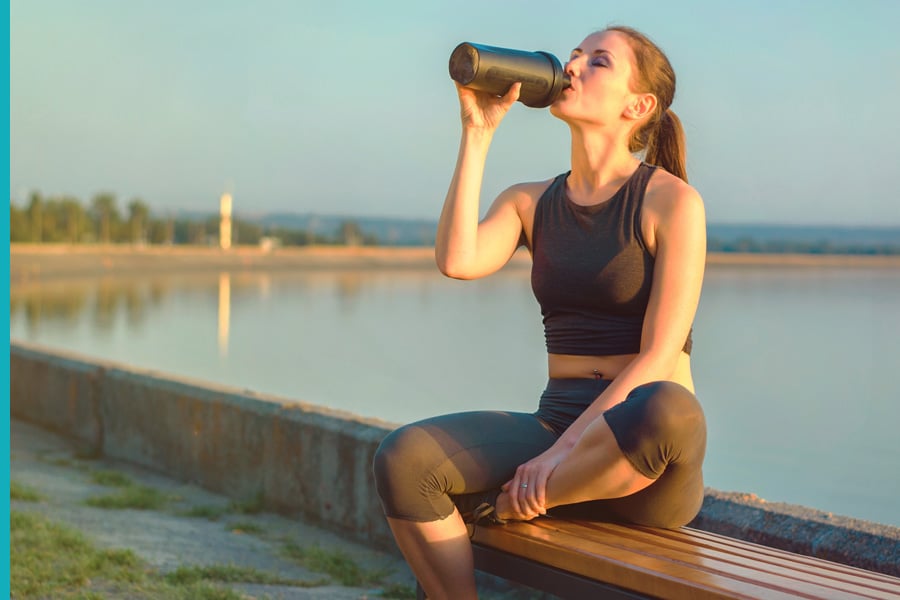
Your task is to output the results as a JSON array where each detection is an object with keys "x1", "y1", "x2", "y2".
[
  {"x1": 84, "y1": 485, "x2": 169, "y2": 510},
  {"x1": 228, "y1": 491, "x2": 266, "y2": 515},
  {"x1": 164, "y1": 564, "x2": 326, "y2": 587},
  {"x1": 90, "y1": 469, "x2": 134, "y2": 487},
  {"x1": 11, "y1": 480, "x2": 44, "y2": 502},
  {"x1": 11, "y1": 510, "x2": 325, "y2": 599},
  {"x1": 11, "y1": 510, "x2": 146, "y2": 598},
  {"x1": 225, "y1": 521, "x2": 265, "y2": 535},
  {"x1": 281, "y1": 541, "x2": 391, "y2": 586},
  {"x1": 179, "y1": 504, "x2": 229, "y2": 521}
]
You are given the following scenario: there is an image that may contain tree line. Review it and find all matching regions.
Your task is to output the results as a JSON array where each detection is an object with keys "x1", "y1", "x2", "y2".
[
  {"x1": 707, "y1": 236, "x2": 900, "y2": 255},
  {"x1": 11, "y1": 191, "x2": 897, "y2": 254},
  {"x1": 9, "y1": 192, "x2": 378, "y2": 246}
]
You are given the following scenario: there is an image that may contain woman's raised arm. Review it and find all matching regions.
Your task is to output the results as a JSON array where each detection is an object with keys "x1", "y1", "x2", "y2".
[{"x1": 435, "y1": 83, "x2": 527, "y2": 280}]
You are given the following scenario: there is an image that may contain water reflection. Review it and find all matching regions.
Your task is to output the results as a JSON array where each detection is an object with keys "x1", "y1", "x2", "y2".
[
  {"x1": 10, "y1": 285, "x2": 89, "y2": 334},
  {"x1": 218, "y1": 273, "x2": 230, "y2": 357},
  {"x1": 10, "y1": 279, "x2": 172, "y2": 335},
  {"x1": 9, "y1": 269, "x2": 454, "y2": 349}
]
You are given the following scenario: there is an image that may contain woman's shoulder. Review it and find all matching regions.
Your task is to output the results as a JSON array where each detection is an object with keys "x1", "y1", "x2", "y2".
[
  {"x1": 501, "y1": 174, "x2": 566, "y2": 209},
  {"x1": 644, "y1": 166, "x2": 704, "y2": 220}
]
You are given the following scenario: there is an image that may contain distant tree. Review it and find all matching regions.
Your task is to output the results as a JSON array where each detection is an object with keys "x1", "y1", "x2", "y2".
[
  {"x1": 338, "y1": 220, "x2": 364, "y2": 246},
  {"x1": 26, "y1": 192, "x2": 43, "y2": 243},
  {"x1": 233, "y1": 219, "x2": 263, "y2": 245},
  {"x1": 268, "y1": 226, "x2": 312, "y2": 246},
  {"x1": 91, "y1": 193, "x2": 120, "y2": 243},
  {"x1": 60, "y1": 197, "x2": 85, "y2": 243},
  {"x1": 127, "y1": 198, "x2": 150, "y2": 244},
  {"x1": 146, "y1": 217, "x2": 171, "y2": 244},
  {"x1": 10, "y1": 202, "x2": 29, "y2": 242},
  {"x1": 40, "y1": 197, "x2": 62, "y2": 242}
]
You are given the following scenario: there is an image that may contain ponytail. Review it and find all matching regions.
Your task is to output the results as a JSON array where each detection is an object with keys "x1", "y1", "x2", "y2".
[
  {"x1": 604, "y1": 26, "x2": 688, "y2": 183},
  {"x1": 645, "y1": 108, "x2": 688, "y2": 183}
]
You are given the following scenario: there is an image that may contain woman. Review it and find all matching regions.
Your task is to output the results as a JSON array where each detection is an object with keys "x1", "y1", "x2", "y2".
[{"x1": 373, "y1": 26, "x2": 707, "y2": 600}]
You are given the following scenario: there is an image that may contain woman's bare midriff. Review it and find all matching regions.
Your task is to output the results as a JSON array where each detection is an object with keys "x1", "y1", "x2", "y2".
[{"x1": 547, "y1": 352, "x2": 695, "y2": 393}]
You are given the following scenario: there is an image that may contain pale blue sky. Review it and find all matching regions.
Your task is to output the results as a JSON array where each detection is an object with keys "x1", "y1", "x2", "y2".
[{"x1": 10, "y1": 0, "x2": 900, "y2": 225}]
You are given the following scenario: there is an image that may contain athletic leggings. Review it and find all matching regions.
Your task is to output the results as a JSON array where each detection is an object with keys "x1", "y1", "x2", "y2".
[{"x1": 372, "y1": 378, "x2": 707, "y2": 529}]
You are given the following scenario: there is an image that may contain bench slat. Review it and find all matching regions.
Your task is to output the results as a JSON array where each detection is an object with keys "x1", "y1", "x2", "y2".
[
  {"x1": 560, "y1": 521, "x2": 899, "y2": 598},
  {"x1": 649, "y1": 525, "x2": 899, "y2": 584},
  {"x1": 475, "y1": 523, "x2": 797, "y2": 600},
  {"x1": 472, "y1": 520, "x2": 900, "y2": 600}
]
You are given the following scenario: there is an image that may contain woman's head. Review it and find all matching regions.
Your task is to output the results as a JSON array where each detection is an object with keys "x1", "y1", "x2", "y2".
[
  {"x1": 608, "y1": 26, "x2": 686, "y2": 182},
  {"x1": 554, "y1": 27, "x2": 688, "y2": 182}
]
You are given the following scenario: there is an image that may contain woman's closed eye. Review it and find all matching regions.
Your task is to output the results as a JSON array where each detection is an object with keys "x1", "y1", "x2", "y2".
[{"x1": 591, "y1": 57, "x2": 609, "y2": 67}]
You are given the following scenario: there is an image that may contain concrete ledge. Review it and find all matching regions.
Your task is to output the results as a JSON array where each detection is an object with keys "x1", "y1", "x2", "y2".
[
  {"x1": 691, "y1": 490, "x2": 900, "y2": 576},
  {"x1": 10, "y1": 344, "x2": 104, "y2": 451},
  {"x1": 10, "y1": 341, "x2": 900, "y2": 575},
  {"x1": 12, "y1": 341, "x2": 397, "y2": 549}
]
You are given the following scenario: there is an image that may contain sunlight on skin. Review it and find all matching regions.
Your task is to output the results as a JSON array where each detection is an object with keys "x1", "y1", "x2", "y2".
[
  {"x1": 386, "y1": 512, "x2": 478, "y2": 600},
  {"x1": 496, "y1": 418, "x2": 656, "y2": 521}
]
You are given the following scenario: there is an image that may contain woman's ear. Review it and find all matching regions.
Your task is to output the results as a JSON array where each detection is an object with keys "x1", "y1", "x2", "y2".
[{"x1": 625, "y1": 93, "x2": 658, "y2": 121}]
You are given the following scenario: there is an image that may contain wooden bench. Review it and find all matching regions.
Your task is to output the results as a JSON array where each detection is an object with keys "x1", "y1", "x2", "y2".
[{"x1": 416, "y1": 517, "x2": 900, "y2": 599}]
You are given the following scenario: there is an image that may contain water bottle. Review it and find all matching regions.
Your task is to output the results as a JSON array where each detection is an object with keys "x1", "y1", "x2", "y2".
[{"x1": 448, "y1": 42, "x2": 571, "y2": 108}]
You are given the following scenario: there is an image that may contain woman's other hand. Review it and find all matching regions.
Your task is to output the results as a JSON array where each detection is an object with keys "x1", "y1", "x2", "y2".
[
  {"x1": 498, "y1": 444, "x2": 570, "y2": 520},
  {"x1": 456, "y1": 81, "x2": 521, "y2": 132}
]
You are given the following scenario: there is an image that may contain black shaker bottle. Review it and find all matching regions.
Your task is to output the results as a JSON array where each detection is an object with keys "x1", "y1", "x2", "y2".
[{"x1": 448, "y1": 42, "x2": 571, "y2": 108}]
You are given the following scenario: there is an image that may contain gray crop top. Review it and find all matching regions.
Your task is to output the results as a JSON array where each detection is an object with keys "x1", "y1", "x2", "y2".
[{"x1": 530, "y1": 163, "x2": 693, "y2": 356}]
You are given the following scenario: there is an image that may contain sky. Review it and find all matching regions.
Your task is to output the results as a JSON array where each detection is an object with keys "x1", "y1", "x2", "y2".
[{"x1": 10, "y1": 0, "x2": 900, "y2": 226}]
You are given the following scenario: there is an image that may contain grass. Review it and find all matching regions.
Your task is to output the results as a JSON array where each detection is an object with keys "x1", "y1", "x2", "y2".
[
  {"x1": 164, "y1": 564, "x2": 327, "y2": 587},
  {"x1": 228, "y1": 491, "x2": 266, "y2": 515},
  {"x1": 11, "y1": 510, "x2": 326, "y2": 599},
  {"x1": 90, "y1": 469, "x2": 134, "y2": 487},
  {"x1": 84, "y1": 485, "x2": 169, "y2": 510},
  {"x1": 12, "y1": 510, "x2": 148, "y2": 598},
  {"x1": 179, "y1": 504, "x2": 230, "y2": 521},
  {"x1": 281, "y1": 541, "x2": 391, "y2": 587},
  {"x1": 11, "y1": 480, "x2": 44, "y2": 502},
  {"x1": 83, "y1": 467, "x2": 173, "y2": 510}
]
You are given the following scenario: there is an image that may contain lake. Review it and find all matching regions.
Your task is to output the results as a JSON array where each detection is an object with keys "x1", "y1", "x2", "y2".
[{"x1": 9, "y1": 262, "x2": 900, "y2": 526}]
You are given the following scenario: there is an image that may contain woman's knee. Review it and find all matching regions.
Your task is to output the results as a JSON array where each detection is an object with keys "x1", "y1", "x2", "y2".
[
  {"x1": 372, "y1": 423, "x2": 456, "y2": 521},
  {"x1": 604, "y1": 381, "x2": 706, "y2": 478},
  {"x1": 372, "y1": 424, "x2": 422, "y2": 503},
  {"x1": 628, "y1": 381, "x2": 705, "y2": 436}
]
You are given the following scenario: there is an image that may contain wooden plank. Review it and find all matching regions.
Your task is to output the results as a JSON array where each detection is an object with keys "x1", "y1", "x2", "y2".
[
  {"x1": 556, "y1": 521, "x2": 900, "y2": 598},
  {"x1": 472, "y1": 521, "x2": 896, "y2": 600},
  {"x1": 474, "y1": 523, "x2": 805, "y2": 600},
  {"x1": 530, "y1": 520, "x2": 898, "y2": 599},
  {"x1": 631, "y1": 525, "x2": 900, "y2": 592},
  {"x1": 655, "y1": 526, "x2": 899, "y2": 582}
]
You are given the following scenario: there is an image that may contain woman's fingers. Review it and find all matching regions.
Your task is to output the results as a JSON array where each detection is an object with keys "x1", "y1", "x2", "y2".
[{"x1": 455, "y1": 80, "x2": 522, "y2": 130}]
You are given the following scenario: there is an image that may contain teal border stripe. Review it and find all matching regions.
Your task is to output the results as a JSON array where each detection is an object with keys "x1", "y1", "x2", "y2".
[{"x1": 3, "y1": 0, "x2": 13, "y2": 595}]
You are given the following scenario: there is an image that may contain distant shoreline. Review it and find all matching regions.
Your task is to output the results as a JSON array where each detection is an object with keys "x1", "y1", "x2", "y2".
[{"x1": 10, "y1": 243, "x2": 900, "y2": 285}]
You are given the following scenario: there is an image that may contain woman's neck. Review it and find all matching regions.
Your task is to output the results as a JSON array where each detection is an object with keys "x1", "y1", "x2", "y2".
[{"x1": 567, "y1": 126, "x2": 640, "y2": 202}]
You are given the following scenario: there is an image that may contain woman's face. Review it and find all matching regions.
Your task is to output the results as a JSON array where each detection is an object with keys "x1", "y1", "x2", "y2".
[{"x1": 551, "y1": 30, "x2": 645, "y2": 128}]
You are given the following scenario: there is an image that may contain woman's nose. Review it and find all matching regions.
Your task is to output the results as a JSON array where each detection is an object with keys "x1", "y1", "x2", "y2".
[{"x1": 564, "y1": 57, "x2": 579, "y2": 78}]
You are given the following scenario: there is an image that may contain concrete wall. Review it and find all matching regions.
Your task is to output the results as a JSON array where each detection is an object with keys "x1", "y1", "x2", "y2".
[
  {"x1": 10, "y1": 342, "x2": 900, "y2": 576},
  {"x1": 11, "y1": 342, "x2": 396, "y2": 548}
]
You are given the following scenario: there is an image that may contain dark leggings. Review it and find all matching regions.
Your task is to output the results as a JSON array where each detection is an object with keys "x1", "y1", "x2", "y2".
[{"x1": 373, "y1": 378, "x2": 706, "y2": 529}]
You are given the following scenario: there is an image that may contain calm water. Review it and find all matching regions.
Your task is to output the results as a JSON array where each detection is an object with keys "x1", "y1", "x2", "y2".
[{"x1": 10, "y1": 264, "x2": 900, "y2": 526}]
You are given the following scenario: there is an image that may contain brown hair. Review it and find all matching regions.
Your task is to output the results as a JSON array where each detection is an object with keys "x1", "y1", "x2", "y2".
[{"x1": 605, "y1": 26, "x2": 688, "y2": 182}]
